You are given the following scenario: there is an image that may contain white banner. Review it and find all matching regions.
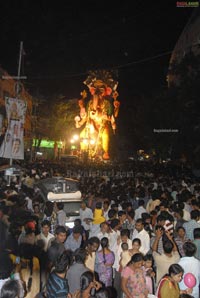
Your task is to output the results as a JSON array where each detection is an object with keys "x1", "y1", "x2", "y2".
[{"x1": 0, "y1": 97, "x2": 27, "y2": 160}]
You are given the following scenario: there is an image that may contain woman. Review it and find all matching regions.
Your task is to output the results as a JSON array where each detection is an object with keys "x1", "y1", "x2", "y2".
[
  {"x1": 121, "y1": 253, "x2": 149, "y2": 298},
  {"x1": 72, "y1": 271, "x2": 102, "y2": 298},
  {"x1": 129, "y1": 238, "x2": 142, "y2": 256},
  {"x1": 156, "y1": 263, "x2": 192, "y2": 298},
  {"x1": 95, "y1": 237, "x2": 115, "y2": 287}
]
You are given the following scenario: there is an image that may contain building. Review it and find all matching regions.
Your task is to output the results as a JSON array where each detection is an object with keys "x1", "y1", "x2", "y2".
[{"x1": 167, "y1": 9, "x2": 200, "y2": 86}]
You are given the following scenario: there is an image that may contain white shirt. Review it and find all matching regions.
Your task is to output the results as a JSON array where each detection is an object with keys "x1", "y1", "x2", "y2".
[
  {"x1": 113, "y1": 239, "x2": 132, "y2": 271},
  {"x1": 57, "y1": 209, "x2": 66, "y2": 227},
  {"x1": 36, "y1": 232, "x2": 54, "y2": 251},
  {"x1": 179, "y1": 256, "x2": 200, "y2": 298},
  {"x1": 132, "y1": 228, "x2": 150, "y2": 255},
  {"x1": 134, "y1": 206, "x2": 147, "y2": 221},
  {"x1": 79, "y1": 207, "x2": 93, "y2": 231}
]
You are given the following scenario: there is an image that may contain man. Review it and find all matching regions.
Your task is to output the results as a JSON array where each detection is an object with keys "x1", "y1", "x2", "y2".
[
  {"x1": 66, "y1": 248, "x2": 88, "y2": 294},
  {"x1": 132, "y1": 218, "x2": 150, "y2": 255},
  {"x1": 152, "y1": 228, "x2": 180, "y2": 285},
  {"x1": 64, "y1": 226, "x2": 82, "y2": 252},
  {"x1": 79, "y1": 201, "x2": 93, "y2": 239},
  {"x1": 46, "y1": 251, "x2": 71, "y2": 298},
  {"x1": 134, "y1": 199, "x2": 147, "y2": 221},
  {"x1": 183, "y1": 209, "x2": 200, "y2": 241},
  {"x1": 55, "y1": 202, "x2": 66, "y2": 227},
  {"x1": 47, "y1": 225, "x2": 67, "y2": 268},
  {"x1": 36, "y1": 220, "x2": 54, "y2": 252},
  {"x1": 12, "y1": 138, "x2": 21, "y2": 155},
  {"x1": 178, "y1": 241, "x2": 200, "y2": 298}
]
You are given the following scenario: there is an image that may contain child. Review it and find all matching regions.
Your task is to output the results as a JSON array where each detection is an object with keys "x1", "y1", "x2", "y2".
[
  {"x1": 143, "y1": 253, "x2": 155, "y2": 295},
  {"x1": 119, "y1": 242, "x2": 131, "y2": 271}
]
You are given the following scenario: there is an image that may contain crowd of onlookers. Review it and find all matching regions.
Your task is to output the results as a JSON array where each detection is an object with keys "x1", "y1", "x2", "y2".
[{"x1": 0, "y1": 160, "x2": 200, "y2": 298}]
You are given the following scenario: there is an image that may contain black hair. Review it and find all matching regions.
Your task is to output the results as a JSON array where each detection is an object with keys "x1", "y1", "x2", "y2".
[
  {"x1": 193, "y1": 227, "x2": 200, "y2": 239},
  {"x1": 54, "y1": 251, "x2": 71, "y2": 273},
  {"x1": 101, "y1": 237, "x2": 109, "y2": 264},
  {"x1": 127, "y1": 210, "x2": 135, "y2": 220},
  {"x1": 41, "y1": 219, "x2": 51, "y2": 227},
  {"x1": 55, "y1": 225, "x2": 67, "y2": 235},
  {"x1": 0, "y1": 279, "x2": 20, "y2": 298},
  {"x1": 128, "y1": 253, "x2": 143, "y2": 265},
  {"x1": 163, "y1": 240, "x2": 173, "y2": 254},
  {"x1": 138, "y1": 199, "x2": 145, "y2": 206},
  {"x1": 110, "y1": 219, "x2": 120, "y2": 229},
  {"x1": 190, "y1": 210, "x2": 199, "y2": 220},
  {"x1": 73, "y1": 248, "x2": 87, "y2": 263},
  {"x1": 118, "y1": 210, "x2": 126, "y2": 217},
  {"x1": 120, "y1": 229, "x2": 130, "y2": 238},
  {"x1": 80, "y1": 271, "x2": 94, "y2": 291},
  {"x1": 121, "y1": 242, "x2": 129, "y2": 251},
  {"x1": 56, "y1": 202, "x2": 64, "y2": 210},
  {"x1": 183, "y1": 241, "x2": 197, "y2": 257},
  {"x1": 72, "y1": 225, "x2": 82, "y2": 234},
  {"x1": 168, "y1": 263, "x2": 184, "y2": 276},
  {"x1": 143, "y1": 253, "x2": 153, "y2": 262},
  {"x1": 132, "y1": 238, "x2": 141, "y2": 246},
  {"x1": 108, "y1": 209, "x2": 117, "y2": 219},
  {"x1": 96, "y1": 202, "x2": 102, "y2": 209}
]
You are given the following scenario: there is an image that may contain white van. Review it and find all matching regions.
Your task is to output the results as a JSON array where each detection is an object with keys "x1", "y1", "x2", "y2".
[{"x1": 35, "y1": 177, "x2": 82, "y2": 228}]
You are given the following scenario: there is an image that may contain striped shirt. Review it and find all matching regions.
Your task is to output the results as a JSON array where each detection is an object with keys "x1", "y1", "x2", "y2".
[{"x1": 46, "y1": 272, "x2": 69, "y2": 298}]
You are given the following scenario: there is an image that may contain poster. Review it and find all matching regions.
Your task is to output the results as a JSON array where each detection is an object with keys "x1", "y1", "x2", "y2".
[{"x1": 0, "y1": 97, "x2": 27, "y2": 160}]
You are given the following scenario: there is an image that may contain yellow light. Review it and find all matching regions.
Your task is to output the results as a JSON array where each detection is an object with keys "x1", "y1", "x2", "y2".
[
  {"x1": 73, "y1": 134, "x2": 79, "y2": 141},
  {"x1": 83, "y1": 138, "x2": 88, "y2": 145},
  {"x1": 90, "y1": 139, "x2": 95, "y2": 145},
  {"x1": 70, "y1": 139, "x2": 75, "y2": 144}
]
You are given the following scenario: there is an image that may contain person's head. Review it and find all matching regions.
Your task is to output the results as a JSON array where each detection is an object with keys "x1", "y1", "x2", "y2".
[
  {"x1": 127, "y1": 210, "x2": 135, "y2": 222},
  {"x1": 80, "y1": 271, "x2": 95, "y2": 291},
  {"x1": 100, "y1": 222, "x2": 109, "y2": 233},
  {"x1": 41, "y1": 220, "x2": 51, "y2": 236},
  {"x1": 143, "y1": 254, "x2": 153, "y2": 269},
  {"x1": 163, "y1": 240, "x2": 173, "y2": 254},
  {"x1": 138, "y1": 199, "x2": 145, "y2": 207},
  {"x1": 74, "y1": 218, "x2": 82, "y2": 226},
  {"x1": 132, "y1": 238, "x2": 141, "y2": 251},
  {"x1": 121, "y1": 242, "x2": 129, "y2": 251},
  {"x1": 6, "y1": 133, "x2": 11, "y2": 143},
  {"x1": 190, "y1": 210, "x2": 199, "y2": 221},
  {"x1": 0, "y1": 279, "x2": 20, "y2": 298},
  {"x1": 54, "y1": 251, "x2": 71, "y2": 274},
  {"x1": 87, "y1": 237, "x2": 100, "y2": 252},
  {"x1": 120, "y1": 229, "x2": 130, "y2": 242},
  {"x1": 108, "y1": 209, "x2": 117, "y2": 220},
  {"x1": 193, "y1": 227, "x2": 200, "y2": 239},
  {"x1": 183, "y1": 241, "x2": 197, "y2": 257},
  {"x1": 56, "y1": 202, "x2": 64, "y2": 211},
  {"x1": 73, "y1": 248, "x2": 87, "y2": 263},
  {"x1": 128, "y1": 253, "x2": 144, "y2": 268},
  {"x1": 81, "y1": 201, "x2": 87, "y2": 210},
  {"x1": 12, "y1": 138, "x2": 20, "y2": 154},
  {"x1": 103, "y1": 200, "x2": 110, "y2": 210},
  {"x1": 110, "y1": 218, "x2": 120, "y2": 231},
  {"x1": 101, "y1": 237, "x2": 109, "y2": 249},
  {"x1": 55, "y1": 225, "x2": 67, "y2": 243},
  {"x1": 168, "y1": 263, "x2": 184, "y2": 283},
  {"x1": 96, "y1": 201, "x2": 102, "y2": 209},
  {"x1": 118, "y1": 210, "x2": 126, "y2": 222},
  {"x1": 176, "y1": 227, "x2": 186, "y2": 238},
  {"x1": 72, "y1": 226, "x2": 82, "y2": 240},
  {"x1": 135, "y1": 218, "x2": 144, "y2": 232}
]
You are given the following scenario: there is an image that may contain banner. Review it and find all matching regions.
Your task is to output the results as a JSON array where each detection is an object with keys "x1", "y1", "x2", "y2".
[{"x1": 0, "y1": 97, "x2": 27, "y2": 160}]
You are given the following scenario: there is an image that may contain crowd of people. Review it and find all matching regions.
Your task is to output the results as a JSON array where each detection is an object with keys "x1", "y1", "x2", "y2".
[{"x1": 0, "y1": 160, "x2": 200, "y2": 298}]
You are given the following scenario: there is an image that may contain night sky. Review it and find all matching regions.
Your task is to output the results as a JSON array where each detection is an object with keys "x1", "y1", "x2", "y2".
[{"x1": 0, "y1": 1, "x2": 194, "y2": 100}]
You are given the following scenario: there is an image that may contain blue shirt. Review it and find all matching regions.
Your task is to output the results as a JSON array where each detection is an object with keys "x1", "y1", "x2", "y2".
[{"x1": 64, "y1": 233, "x2": 82, "y2": 252}]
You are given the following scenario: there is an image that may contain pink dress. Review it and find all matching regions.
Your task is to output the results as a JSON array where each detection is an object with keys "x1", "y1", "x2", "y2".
[{"x1": 121, "y1": 266, "x2": 148, "y2": 298}]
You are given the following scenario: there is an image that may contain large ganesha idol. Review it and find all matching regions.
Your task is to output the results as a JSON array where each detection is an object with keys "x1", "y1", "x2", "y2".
[{"x1": 75, "y1": 70, "x2": 120, "y2": 160}]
